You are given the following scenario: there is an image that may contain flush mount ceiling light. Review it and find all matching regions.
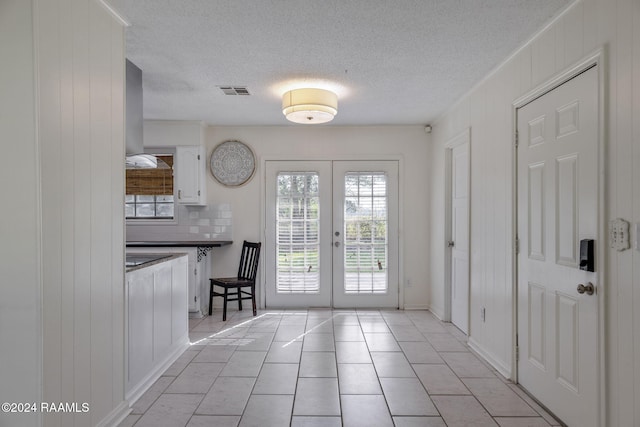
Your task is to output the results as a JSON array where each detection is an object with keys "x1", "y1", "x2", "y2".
[{"x1": 282, "y1": 88, "x2": 338, "y2": 124}]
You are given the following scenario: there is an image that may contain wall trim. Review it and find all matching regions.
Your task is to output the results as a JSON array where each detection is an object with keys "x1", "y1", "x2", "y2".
[
  {"x1": 511, "y1": 48, "x2": 606, "y2": 427},
  {"x1": 433, "y1": 0, "x2": 580, "y2": 128},
  {"x1": 125, "y1": 339, "x2": 190, "y2": 404},
  {"x1": 96, "y1": 401, "x2": 130, "y2": 427},
  {"x1": 95, "y1": 0, "x2": 130, "y2": 26},
  {"x1": 468, "y1": 337, "x2": 511, "y2": 379},
  {"x1": 428, "y1": 305, "x2": 445, "y2": 321},
  {"x1": 404, "y1": 304, "x2": 430, "y2": 310}
]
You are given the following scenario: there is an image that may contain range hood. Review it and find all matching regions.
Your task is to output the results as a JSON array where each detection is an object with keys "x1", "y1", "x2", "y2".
[
  {"x1": 126, "y1": 154, "x2": 171, "y2": 169},
  {"x1": 126, "y1": 59, "x2": 144, "y2": 155}
]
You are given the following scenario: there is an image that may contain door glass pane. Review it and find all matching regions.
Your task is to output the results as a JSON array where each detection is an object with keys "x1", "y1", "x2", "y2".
[
  {"x1": 343, "y1": 172, "x2": 388, "y2": 294},
  {"x1": 276, "y1": 173, "x2": 320, "y2": 293}
]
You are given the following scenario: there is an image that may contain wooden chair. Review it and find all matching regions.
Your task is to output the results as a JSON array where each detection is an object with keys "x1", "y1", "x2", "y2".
[{"x1": 209, "y1": 241, "x2": 261, "y2": 321}]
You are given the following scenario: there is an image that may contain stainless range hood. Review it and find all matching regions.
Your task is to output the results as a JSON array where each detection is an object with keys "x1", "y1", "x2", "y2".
[{"x1": 126, "y1": 59, "x2": 144, "y2": 155}]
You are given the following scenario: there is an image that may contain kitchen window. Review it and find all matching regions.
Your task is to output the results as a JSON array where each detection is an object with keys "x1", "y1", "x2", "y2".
[
  {"x1": 126, "y1": 153, "x2": 175, "y2": 220},
  {"x1": 125, "y1": 194, "x2": 174, "y2": 218}
]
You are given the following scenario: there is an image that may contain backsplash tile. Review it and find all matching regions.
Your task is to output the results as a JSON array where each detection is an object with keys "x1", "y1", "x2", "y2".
[{"x1": 126, "y1": 203, "x2": 233, "y2": 241}]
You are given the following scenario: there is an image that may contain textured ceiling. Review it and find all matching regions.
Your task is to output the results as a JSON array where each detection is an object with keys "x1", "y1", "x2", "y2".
[{"x1": 108, "y1": 0, "x2": 571, "y2": 126}]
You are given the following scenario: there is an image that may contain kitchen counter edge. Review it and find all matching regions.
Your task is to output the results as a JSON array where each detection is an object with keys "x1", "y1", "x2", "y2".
[
  {"x1": 125, "y1": 253, "x2": 188, "y2": 273},
  {"x1": 126, "y1": 240, "x2": 233, "y2": 247}
]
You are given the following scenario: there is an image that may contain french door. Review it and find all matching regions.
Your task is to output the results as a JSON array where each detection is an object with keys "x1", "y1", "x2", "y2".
[{"x1": 265, "y1": 160, "x2": 399, "y2": 308}]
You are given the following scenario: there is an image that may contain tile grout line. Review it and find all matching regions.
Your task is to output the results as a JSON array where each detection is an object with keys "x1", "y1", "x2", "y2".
[{"x1": 126, "y1": 310, "x2": 557, "y2": 427}]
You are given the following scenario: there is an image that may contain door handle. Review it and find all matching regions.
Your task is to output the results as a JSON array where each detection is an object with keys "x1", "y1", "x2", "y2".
[
  {"x1": 448, "y1": 241, "x2": 455, "y2": 248},
  {"x1": 577, "y1": 282, "x2": 595, "y2": 295},
  {"x1": 334, "y1": 241, "x2": 340, "y2": 247}
]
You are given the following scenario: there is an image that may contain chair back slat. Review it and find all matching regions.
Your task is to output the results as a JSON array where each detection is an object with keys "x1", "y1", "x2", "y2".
[{"x1": 237, "y1": 241, "x2": 261, "y2": 281}]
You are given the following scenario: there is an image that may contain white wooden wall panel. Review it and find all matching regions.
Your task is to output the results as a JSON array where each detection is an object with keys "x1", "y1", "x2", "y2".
[
  {"x1": 0, "y1": 2, "x2": 41, "y2": 426},
  {"x1": 531, "y1": 25, "x2": 557, "y2": 87},
  {"x1": 561, "y1": 3, "x2": 584, "y2": 68},
  {"x1": 430, "y1": 0, "x2": 640, "y2": 424},
  {"x1": 110, "y1": 8, "x2": 126, "y2": 412},
  {"x1": 59, "y1": 2, "x2": 77, "y2": 423},
  {"x1": 34, "y1": 0, "x2": 127, "y2": 426},
  {"x1": 633, "y1": 1, "x2": 640, "y2": 425}
]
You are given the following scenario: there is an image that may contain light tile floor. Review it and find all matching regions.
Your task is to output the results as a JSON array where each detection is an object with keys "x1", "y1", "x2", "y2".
[{"x1": 119, "y1": 309, "x2": 562, "y2": 427}]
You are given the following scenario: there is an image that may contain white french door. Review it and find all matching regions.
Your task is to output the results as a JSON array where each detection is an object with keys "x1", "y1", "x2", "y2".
[
  {"x1": 265, "y1": 160, "x2": 399, "y2": 308},
  {"x1": 265, "y1": 161, "x2": 332, "y2": 307},
  {"x1": 332, "y1": 161, "x2": 399, "y2": 308}
]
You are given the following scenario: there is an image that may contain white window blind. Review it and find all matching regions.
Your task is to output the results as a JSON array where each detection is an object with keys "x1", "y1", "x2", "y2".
[
  {"x1": 343, "y1": 172, "x2": 388, "y2": 294},
  {"x1": 276, "y1": 172, "x2": 321, "y2": 294}
]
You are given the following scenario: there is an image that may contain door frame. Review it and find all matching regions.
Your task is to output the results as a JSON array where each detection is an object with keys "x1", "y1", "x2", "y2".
[
  {"x1": 511, "y1": 48, "x2": 606, "y2": 426},
  {"x1": 444, "y1": 128, "x2": 471, "y2": 333},
  {"x1": 259, "y1": 154, "x2": 405, "y2": 310}
]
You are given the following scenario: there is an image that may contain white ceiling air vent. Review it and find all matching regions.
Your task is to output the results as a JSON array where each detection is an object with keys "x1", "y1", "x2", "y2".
[{"x1": 219, "y1": 86, "x2": 250, "y2": 95}]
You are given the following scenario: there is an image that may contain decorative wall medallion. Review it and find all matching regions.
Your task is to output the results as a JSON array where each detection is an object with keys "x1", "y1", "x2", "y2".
[{"x1": 209, "y1": 140, "x2": 256, "y2": 186}]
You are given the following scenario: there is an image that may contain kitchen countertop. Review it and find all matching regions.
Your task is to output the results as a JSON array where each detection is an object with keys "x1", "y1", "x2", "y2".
[
  {"x1": 126, "y1": 240, "x2": 233, "y2": 247},
  {"x1": 125, "y1": 252, "x2": 188, "y2": 273}
]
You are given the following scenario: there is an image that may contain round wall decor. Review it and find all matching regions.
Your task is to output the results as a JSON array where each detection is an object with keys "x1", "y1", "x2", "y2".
[{"x1": 209, "y1": 140, "x2": 256, "y2": 187}]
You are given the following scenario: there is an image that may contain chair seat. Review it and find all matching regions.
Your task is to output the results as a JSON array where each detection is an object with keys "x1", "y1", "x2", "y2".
[{"x1": 211, "y1": 277, "x2": 254, "y2": 287}]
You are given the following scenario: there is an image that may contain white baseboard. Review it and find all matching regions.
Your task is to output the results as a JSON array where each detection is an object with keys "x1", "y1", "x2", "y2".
[
  {"x1": 96, "y1": 400, "x2": 131, "y2": 427},
  {"x1": 468, "y1": 336, "x2": 512, "y2": 379},
  {"x1": 404, "y1": 304, "x2": 430, "y2": 310},
  {"x1": 125, "y1": 336, "x2": 190, "y2": 405},
  {"x1": 428, "y1": 305, "x2": 445, "y2": 320}
]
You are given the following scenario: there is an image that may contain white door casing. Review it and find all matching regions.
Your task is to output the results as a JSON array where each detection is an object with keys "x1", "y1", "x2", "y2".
[
  {"x1": 265, "y1": 160, "x2": 399, "y2": 308},
  {"x1": 516, "y1": 65, "x2": 599, "y2": 427},
  {"x1": 449, "y1": 140, "x2": 470, "y2": 334}
]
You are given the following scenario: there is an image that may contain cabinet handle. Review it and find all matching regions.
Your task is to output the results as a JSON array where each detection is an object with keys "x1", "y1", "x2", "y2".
[{"x1": 178, "y1": 190, "x2": 182, "y2": 199}]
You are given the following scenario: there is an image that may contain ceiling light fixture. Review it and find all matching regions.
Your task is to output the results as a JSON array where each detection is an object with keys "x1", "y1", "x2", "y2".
[{"x1": 282, "y1": 88, "x2": 338, "y2": 124}]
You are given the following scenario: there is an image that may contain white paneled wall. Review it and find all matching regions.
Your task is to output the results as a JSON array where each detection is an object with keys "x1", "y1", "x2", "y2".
[
  {"x1": 0, "y1": 2, "x2": 42, "y2": 427},
  {"x1": 1, "y1": 1, "x2": 127, "y2": 426},
  {"x1": 429, "y1": 0, "x2": 640, "y2": 425},
  {"x1": 37, "y1": 1, "x2": 127, "y2": 425}
]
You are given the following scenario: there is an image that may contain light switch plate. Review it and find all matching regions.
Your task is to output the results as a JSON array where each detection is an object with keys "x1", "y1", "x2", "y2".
[{"x1": 610, "y1": 218, "x2": 630, "y2": 251}]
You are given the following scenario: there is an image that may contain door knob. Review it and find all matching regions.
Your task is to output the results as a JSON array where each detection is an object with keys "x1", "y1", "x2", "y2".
[
  {"x1": 577, "y1": 282, "x2": 595, "y2": 295},
  {"x1": 447, "y1": 241, "x2": 455, "y2": 248},
  {"x1": 334, "y1": 241, "x2": 340, "y2": 247}
]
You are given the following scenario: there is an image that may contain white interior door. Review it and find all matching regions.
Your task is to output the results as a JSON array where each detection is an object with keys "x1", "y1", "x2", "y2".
[
  {"x1": 265, "y1": 160, "x2": 399, "y2": 308},
  {"x1": 517, "y1": 66, "x2": 599, "y2": 427},
  {"x1": 332, "y1": 161, "x2": 399, "y2": 308},
  {"x1": 450, "y1": 142, "x2": 470, "y2": 334}
]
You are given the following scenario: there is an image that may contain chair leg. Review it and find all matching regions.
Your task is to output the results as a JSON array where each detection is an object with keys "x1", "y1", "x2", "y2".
[
  {"x1": 251, "y1": 284, "x2": 256, "y2": 316},
  {"x1": 208, "y1": 281, "x2": 213, "y2": 316},
  {"x1": 223, "y1": 287, "x2": 228, "y2": 321},
  {"x1": 238, "y1": 287, "x2": 243, "y2": 311}
]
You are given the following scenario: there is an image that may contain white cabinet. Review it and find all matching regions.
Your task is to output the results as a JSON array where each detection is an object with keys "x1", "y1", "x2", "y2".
[
  {"x1": 176, "y1": 145, "x2": 207, "y2": 205},
  {"x1": 127, "y1": 246, "x2": 210, "y2": 317},
  {"x1": 126, "y1": 255, "x2": 189, "y2": 403}
]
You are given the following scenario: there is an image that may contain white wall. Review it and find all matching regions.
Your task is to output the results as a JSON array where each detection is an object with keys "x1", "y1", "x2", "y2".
[
  {"x1": 143, "y1": 120, "x2": 205, "y2": 147},
  {"x1": 205, "y1": 126, "x2": 431, "y2": 309},
  {"x1": 1, "y1": 1, "x2": 128, "y2": 426},
  {"x1": 429, "y1": 0, "x2": 640, "y2": 425},
  {"x1": 0, "y1": 2, "x2": 42, "y2": 426}
]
